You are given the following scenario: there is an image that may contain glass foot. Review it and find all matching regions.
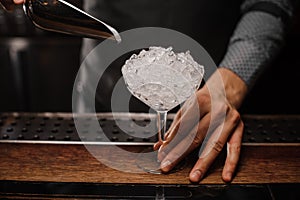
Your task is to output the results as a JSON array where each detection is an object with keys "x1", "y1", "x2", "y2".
[{"x1": 136, "y1": 147, "x2": 187, "y2": 174}]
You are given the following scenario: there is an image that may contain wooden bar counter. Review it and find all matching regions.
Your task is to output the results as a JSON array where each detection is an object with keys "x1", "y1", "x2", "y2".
[
  {"x1": 0, "y1": 113, "x2": 299, "y2": 199},
  {"x1": 0, "y1": 142, "x2": 299, "y2": 184}
]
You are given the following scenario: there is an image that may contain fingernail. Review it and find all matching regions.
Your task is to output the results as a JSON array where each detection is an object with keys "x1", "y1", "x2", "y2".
[
  {"x1": 225, "y1": 172, "x2": 232, "y2": 180},
  {"x1": 190, "y1": 170, "x2": 202, "y2": 182},
  {"x1": 161, "y1": 160, "x2": 171, "y2": 169}
]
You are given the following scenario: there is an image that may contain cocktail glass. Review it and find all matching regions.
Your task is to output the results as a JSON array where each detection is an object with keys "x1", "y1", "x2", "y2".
[{"x1": 121, "y1": 46, "x2": 204, "y2": 174}]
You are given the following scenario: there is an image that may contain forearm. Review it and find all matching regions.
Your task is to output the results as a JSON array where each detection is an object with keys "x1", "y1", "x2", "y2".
[{"x1": 220, "y1": 0, "x2": 295, "y2": 89}]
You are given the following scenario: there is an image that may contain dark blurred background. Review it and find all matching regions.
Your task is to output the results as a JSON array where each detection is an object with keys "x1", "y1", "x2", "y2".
[{"x1": 0, "y1": 1, "x2": 299, "y2": 114}]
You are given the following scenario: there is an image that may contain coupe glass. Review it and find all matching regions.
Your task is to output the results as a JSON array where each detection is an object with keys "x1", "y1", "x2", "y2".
[{"x1": 121, "y1": 46, "x2": 204, "y2": 174}]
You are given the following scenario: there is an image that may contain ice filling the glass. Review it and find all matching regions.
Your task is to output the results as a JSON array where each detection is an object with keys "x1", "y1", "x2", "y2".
[{"x1": 121, "y1": 46, "x2": 204, "y2": 111}]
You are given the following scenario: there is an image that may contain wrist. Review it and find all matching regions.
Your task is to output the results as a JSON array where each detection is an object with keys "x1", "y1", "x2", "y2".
[
  {"x1": 202, "y1": 68, "x2": 248, "y2": 109},
  {"x1": 218, "y1": 67, "x2": 248, "y2": 108}
]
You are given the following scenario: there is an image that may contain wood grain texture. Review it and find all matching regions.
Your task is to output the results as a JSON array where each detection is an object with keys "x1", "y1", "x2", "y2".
[{"x1": 0, "y1": 143, "x2": 299, "y2": 184}]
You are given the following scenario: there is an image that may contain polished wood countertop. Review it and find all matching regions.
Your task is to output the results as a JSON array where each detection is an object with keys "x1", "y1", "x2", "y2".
[{"x1": 0, "y1": 143, "x2": 299, "y2": 184}]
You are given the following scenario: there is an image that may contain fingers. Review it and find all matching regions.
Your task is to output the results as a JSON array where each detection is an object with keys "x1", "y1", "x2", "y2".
[
  {"x1": 162, "y1": 109, "x2": 183, "y2": 140},
  {"x1": 153, "y1": 85, "x2": 243, "y2": 183},
  {"x1": 222, "y1": 121, "x2": 243, "y2": 182},
  {"x1": 158, "y1": 114, "x2": 211, "y2": 171},
  {"x1": 154, "y1": 93, "x2": 210, "y2": 151},
  {"x1": 158, "y1": 100, "x2": 228, "y2": 165},
  {"x1": 189, "y1": 110, "x2": 241, "y2": 183},
  {"x1": 153, "y1": 109, "x2": 185, "y2": 151},
  {"x1": 158, "y1": 102, "x2": 228, "y2": 173},
  {"x1": 153, "y1": 97, "x2": 203, "y2": 151},
  {"x1": 165, "y1": 96, "x2": 202, "y2": 142},
  {"x1": 189, "y1": 125, "x2": 226, "y2": 182}
]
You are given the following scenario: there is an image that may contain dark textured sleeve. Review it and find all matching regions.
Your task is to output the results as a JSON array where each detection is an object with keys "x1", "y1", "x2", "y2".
[{"x1": 219, "y1": 0, "x2": 295, "y2": 89}]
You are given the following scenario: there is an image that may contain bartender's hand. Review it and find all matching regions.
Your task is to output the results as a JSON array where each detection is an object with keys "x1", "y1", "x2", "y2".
[{"x1": 154, "y1": 68, "x2": 248, "y2": 183}]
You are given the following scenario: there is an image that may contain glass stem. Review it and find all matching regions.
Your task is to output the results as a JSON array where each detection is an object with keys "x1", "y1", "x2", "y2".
[{"x1": 157, "y1": 111, "x2": 168, "y2": 144}]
